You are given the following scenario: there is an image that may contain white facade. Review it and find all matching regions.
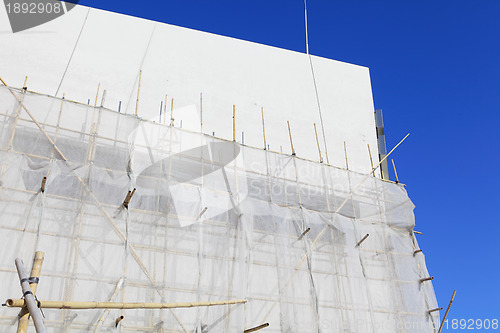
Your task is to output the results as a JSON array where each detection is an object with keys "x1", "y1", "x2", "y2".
[{"x1": 0, "y1": 5, "x2": 379, "y2": 175}]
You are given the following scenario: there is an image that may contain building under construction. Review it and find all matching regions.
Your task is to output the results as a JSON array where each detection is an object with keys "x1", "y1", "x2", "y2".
[{"x1": 0, "y1": 4, "x2": 440, "y2": 332}]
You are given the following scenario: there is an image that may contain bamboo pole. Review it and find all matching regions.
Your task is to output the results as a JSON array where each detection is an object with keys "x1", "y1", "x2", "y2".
[
  {"x1": 261, "y1": 107, "x2": 267, "y2": 150},
  {"x1": 413, "y1": 249, "x2": 423, "y2": 255},
  {"x1": 6, "y1": 299, "x2": 247, "y2": 310},
  {"x1": 391, "y1": 159, "x2": 399, "y2": 183},
  {"x1": 100, "y1": 89, "x2": 107, "y2": 107},
  {"x1": 232, "y1": 105, "x2": 236, "y2": 141},
  {"x1": 94, "y1": 83, "x2": 100, "y2": 107},
  {"x1": 367, "y1": 144, "x2": 375, "y2": 176},
  {"x1": 135, "y1": 70, "x2": 142, "y2": 116},
  {"x1": 170, "y1": 98, "x2": 174, "y2": 126},
  {"x1": 313, "y1": 123, "x2": 323, "y2": 163},
  {"x1": 40, "y1": 177, "x2": 47, "y2": 193},
  {"x1": 419, "y1": 276, "x2": 434, "y2": 283},
  {"x1": 428, "y1": 307, "x2": 443, "y2": 314},
  {"x1": 414, "y1": 231, "x2": 423, "y2": 235},
  {"x1": 164, "y1": 94, "x2": 167, "y2": 124},
  {"x1": 438, "y1": 290, "x2": 457, "y2": 333},
  {"x1": 14, "y1": 259, "x2": 46, "y2": 333},
  {"x1": 200, "y1": 93, "x2": 203, "y2": 132},
  {"x1": 356, "y1": 234, "x2": 369, "y2": 247},
  {"x1": 17, "y1": 252, "x2": 44, "y2": 333},
  {"x1": 244, "y1": 323, "x2": 269, "y2": 333},
  {"x1": 287, "y1": 121, "x2": 295, "y2": 156},
  {"x1": 344, "y1": 141, "x2": 349, "y2": 170},
  {"x1": 297, "y1": 228, "x2": 310, "y2": 241},
  {"x1": 23, "y1": 76, "x2": 28, "y2": 90},
  {"x1": 115, "y1": 316, "x2": 124, "y2": 327}
]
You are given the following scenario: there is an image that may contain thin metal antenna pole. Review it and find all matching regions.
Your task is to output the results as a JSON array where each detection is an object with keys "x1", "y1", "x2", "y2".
[{"x1": 304, "y1": 0, "x2": 310, "y2": 54}]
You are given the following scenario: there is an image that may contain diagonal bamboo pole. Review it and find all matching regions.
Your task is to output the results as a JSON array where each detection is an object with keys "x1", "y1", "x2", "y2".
[
  {"x1": 15, "y1": 259, "x2": 46, "y2": 333},
  {"x1": 17, "y1": 252, "x2": 44, "y2": 333},
  {"x1": 438, "y1": 290, "x2": 457, "y2": 333},
  {"x1": 6, "y1": 299, "x2": 247, "y2": 310}
]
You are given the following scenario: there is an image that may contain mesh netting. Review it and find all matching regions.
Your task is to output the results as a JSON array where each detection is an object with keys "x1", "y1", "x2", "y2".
[{"x1": 0, "y1": 86, "x2": 439, "y2": 332}]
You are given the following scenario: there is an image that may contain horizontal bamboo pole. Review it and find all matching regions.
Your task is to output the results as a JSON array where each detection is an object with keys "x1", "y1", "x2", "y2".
[
  {"x1": 428, "y1": 307, "x2": 443, "y2": 313},
  {"x1": 419, "y1": 276, "x2": 434, "y2": 283},
  {"x1": 6, "y1": 298, "x2": 246, "y2": 310}
]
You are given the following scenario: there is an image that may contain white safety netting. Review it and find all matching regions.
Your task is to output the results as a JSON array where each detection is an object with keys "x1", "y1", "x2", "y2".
[{"x1": 0, "y1": 86, "x2": 439, "y2": 332}]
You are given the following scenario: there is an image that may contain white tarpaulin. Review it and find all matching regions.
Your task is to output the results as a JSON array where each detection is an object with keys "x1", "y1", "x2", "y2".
[{"x1": 0, "y1": 86, "x2": 439, "y2": 332}]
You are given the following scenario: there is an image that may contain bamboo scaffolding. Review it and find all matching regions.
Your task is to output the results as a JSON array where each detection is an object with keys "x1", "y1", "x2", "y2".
[
  {"x1": 23, "y1": 76, "x2": 28, "y2": 90},
  {"x1": 17, "y1": 252, "x2": 44, "y2": 333},
  {"x1": 135, "y1": 70, "x2": 142, "y2": 116},
  {"x1": 14, "y1": 258, "x2": 46, "y2": 333},
  {"x1": 0, "y1": 80, "x2": 189, "y2": 330},
  {"x1": 438, "y1": 290, "x2": 457, "y2": 333},
  {"x1": 6, "y1": 299, "x2": 246, "y2": 310}
]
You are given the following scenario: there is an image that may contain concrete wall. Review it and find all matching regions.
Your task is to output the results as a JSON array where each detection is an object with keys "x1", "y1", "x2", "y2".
[{"x1": 0, "y1": 5, "x2": 379, "y2": 174}]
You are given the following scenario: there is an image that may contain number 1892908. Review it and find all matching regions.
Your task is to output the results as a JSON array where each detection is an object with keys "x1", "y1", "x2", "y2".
[
  {"x1": 5, "y1": 2, "x2": 63, "y2": 14},
  {"x1": 443, "y1": 319, "x2": 498, "y2": 330}
]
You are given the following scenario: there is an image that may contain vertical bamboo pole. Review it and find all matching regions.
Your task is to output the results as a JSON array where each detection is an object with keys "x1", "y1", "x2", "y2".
[
  {"x1": 313, "y1": 123, "x2": 323, "y2": 163},
  {"x1": 17, "y1": 252, "x2": 44, "y2": 333},
  {"x1": 100, "y1": 89, "x2": 107, "y2": 107},
  {"x1": 23, "y1": 76, "x2": 28, "y2": 89},
  {"x1": 344, "y1": 141, "x2": 349, "y2": 170},
  {"x1": 391, "y1": 159, "x2": 399, "y2": 183},
  {"x1": 94, "y1": 83, "x2": 100, "y2": 107},
  {"x1": 325, "y1": 151, "x2": 330, "y2": 165},
  {"x1": 367, "y1": 144, "x2": 375, "y2": 176},
  {"x1": 170, "y1": 98, "x2": 174, "y2": 126},
  {"x1": 261, "y1": 107, "x2": 267, "y2": 150},
  {"x1": 164, "y1": 95, "x2": 167, "y2": 124},
  {"x1": 232, "y1": 105, "x2": 236, "y2": 141},
  {"x1": 438, "y1": 290, "x2": 457, "y2": 333},
  {"x1": 135, "y1": 70, "x2": 142, "y2": 116},
  {"x1": 287, "y1": 121, "x2": 295, "y2": 155},
  {"x1": 200, "y1": 93, "x2": 203, "y2": 132}
]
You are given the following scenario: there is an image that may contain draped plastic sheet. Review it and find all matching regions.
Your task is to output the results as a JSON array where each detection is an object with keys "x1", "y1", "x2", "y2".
[{"x1": 0, "y1": 86, "x2": 439, "y2": 332}]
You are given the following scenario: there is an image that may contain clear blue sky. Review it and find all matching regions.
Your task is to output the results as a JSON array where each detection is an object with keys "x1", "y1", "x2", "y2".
[{"x1": 79, "y1": 0, "x2": 500, "y2": 328}]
